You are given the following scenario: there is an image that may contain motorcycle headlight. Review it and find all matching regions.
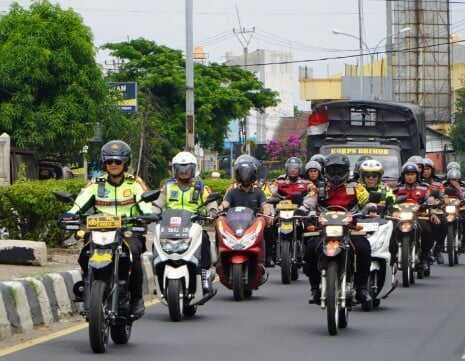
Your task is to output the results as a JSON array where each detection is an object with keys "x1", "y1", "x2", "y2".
[
  {"x1": 325, "y1": 225, "x2": 344, "y2": 237},
  {"x1": 446, "y1": 205, "x2": 457, "y2": 214},
  {"x1": 280, "y1": 211, "x2": 294, "y2": 220},
  {"x1": 160, "y1": 238, "x2": 191, "y2": 254},
  {"x1": 399, "y1": 212, "x2": 414, "y2": 221},
  {"x1": 221, "y1": 230, "x2": 257, "y2": 250},
  {"x1": 447, "y1": 214, "x2": 456, "y2": 222}
]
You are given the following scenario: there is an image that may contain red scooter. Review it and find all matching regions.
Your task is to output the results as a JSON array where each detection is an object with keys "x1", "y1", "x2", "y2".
[{"x1": 216, "y1": 207, "x2": 267, "y2": 301}]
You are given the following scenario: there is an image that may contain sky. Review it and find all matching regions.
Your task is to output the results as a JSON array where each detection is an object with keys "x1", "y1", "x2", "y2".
[{"x1": 1, "y1": 0, "x2": 464, "y2": 101}]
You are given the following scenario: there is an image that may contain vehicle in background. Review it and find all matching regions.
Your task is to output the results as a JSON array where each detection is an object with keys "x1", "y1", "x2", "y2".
[{"x1": 307, "y1": 100, "x2": 426, "y2": 183}]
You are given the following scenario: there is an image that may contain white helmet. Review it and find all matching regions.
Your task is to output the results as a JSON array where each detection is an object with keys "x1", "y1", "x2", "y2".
[
  {"x1": 172, "y1": 151, "x2": 198, "y2": 180},
  {"x1": 305, "y1": 160, "x2": 322, "y2": 173},
  {"x1": 359, "y1": 159, "x2": 384, "y2": 179}
]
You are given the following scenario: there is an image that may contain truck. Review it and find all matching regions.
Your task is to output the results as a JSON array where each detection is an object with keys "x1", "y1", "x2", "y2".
[{"x1": 307, "y1": 100, "x2": 426, "y2": 181}]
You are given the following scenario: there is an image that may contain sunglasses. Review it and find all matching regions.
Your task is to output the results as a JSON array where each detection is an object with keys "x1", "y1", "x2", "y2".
[{"x1": 104, "y1": 159, "x2": 123, "y2": 166}]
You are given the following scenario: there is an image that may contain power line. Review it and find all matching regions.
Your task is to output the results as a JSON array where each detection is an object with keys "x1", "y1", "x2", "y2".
[{"x1": 229, "y1": 38, "x2": 465, "y2": 67}]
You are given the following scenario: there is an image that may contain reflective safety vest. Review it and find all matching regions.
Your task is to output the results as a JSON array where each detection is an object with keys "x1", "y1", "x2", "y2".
[
  {"x1": 69, "y1": 174, "x2": 152, "y2": 216},
  {"x1": 166, "y1": 181, "x2": 208, "y2": 213}
]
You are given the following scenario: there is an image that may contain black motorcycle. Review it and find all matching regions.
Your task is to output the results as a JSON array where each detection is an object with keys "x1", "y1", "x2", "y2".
[{"x1": 55, "y1": 190, "x2": 159, "y2": 353}]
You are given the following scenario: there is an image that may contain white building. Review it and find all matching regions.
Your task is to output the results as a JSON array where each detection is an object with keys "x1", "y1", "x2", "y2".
[{"x1": 225, "y1": 50, "x2": 295, "y2": 143}]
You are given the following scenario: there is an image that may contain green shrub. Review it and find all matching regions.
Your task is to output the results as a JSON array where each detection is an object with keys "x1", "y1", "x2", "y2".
[
  {"x1": 203, "y1": 178, "x2": 232, "y2": 196},
  {"x1": 0, "y1": 178, "x2": 85, "y2": 247}
]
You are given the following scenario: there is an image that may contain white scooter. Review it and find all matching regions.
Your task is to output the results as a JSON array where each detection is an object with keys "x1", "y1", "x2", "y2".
[
  {"x1": 358, "y1": 211, "x2": 396, "y2": 310},
  {"x1": 152, "y1": 195, "x2": 219, "y2": 322}
]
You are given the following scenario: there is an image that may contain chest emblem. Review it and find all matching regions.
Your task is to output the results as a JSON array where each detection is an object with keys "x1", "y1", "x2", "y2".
[{"x1": 123, "y1": 189, "x2": 132, "y2": 198}]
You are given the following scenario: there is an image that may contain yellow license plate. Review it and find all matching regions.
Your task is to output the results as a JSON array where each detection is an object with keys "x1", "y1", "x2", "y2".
[
  {"x1": 281, "y1": 222, "x2": 293, "y2": 232},
  {"x1": 277, "y1": 201, "x2": 298, "y2": 210},
  {"x1": 87, "y1": 215, "x2": 122, "y2": 229},
  {"x1": 90, "y1": 251, "x2": 112, "y2": 263}
]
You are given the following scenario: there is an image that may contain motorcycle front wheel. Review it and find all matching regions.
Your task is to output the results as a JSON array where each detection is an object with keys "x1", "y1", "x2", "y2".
[
  {"x1": 326, "y1": 260, "x2": 340, "y2": 336},
  {"x1": 400, "y1": 236, "x2": 411, "y2": 287},
  {"x1": 280, "y1": 239, "x2": 292, "y2": 284},
  {"x1": 89, "y1": 280, "x2": 110, "y2": 353},
  {"x1": 447, "y1": 224, "x2": 457, "y2": 267},
  {"x1": 232, "y1": 263, "x2": 246, "y2": 301},
  {"x1": 167, "y1": 279, "x2": 184, "y2": 322}
]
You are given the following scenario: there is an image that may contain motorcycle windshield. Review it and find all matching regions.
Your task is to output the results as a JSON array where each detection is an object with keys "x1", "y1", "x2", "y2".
[
  {"x1": 160, "y1": 209, "x2": 193, "y2": 239},
  {"x1": 226, "y1": 207, "x2": 255, "y2": 233}
]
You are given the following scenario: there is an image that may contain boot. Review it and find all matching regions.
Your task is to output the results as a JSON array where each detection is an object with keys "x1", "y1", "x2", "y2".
[
  {"x1": 308, "y1": 287, "x2": 321, "y2": 305},
  {"x1": 130, "y1": 297, "x2": 145, "y2": 318},
  {"x1": 201, "y1": 268, "x2": 213, "y2": 294},
  {"x1": 355, "y1": 287, "x2": 371, "y2": 304}
]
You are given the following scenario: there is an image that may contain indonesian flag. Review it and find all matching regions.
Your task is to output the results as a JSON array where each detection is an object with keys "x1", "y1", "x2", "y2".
[{"x1": 307, "y1": 110, "x2": 329, "y2": 135}]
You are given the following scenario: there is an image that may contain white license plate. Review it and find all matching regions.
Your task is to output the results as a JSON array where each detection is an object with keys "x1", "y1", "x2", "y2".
[{"x1": 359, "y1": 223, "x2": 379, "y2": 233}]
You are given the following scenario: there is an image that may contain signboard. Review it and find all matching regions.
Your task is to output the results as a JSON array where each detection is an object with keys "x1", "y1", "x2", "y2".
[
  {"x1": 329, "y1": 147, "x2": 391, "y2": 156},
  {"x1": 109, "y1": 82, "x2": 138, "y2": 113}
]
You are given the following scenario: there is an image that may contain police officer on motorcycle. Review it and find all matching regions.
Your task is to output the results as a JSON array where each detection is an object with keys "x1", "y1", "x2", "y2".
[
  {"x1": 302, "y1": 154, "x2": 372, "y2": 306},
  {"x1": 63, "y1": 140, "x2": 153, "y2": 317},
  {"x1": 154, "y1": 151, "x2": 217, "y2": 294}
]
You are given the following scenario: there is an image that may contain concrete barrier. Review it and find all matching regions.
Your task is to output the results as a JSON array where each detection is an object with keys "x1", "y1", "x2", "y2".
[
  {"x1": 0, "y1": 240, "x2": 47, "y2": 266},
  {"x1": 0, "y1": 252, "x2": 155, "y2": 340}
]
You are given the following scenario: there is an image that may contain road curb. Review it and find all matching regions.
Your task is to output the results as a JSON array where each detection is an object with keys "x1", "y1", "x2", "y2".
[{"x1": 0, "y1": 252, "x2": 155, "y2": 341}]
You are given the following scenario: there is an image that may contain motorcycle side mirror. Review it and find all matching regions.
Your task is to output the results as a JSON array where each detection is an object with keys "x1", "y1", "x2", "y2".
[
  {"x1": 140, "y1": 190, "x2": 161, "y2": 203},
  {"x1": 53, "y1": 191, "x2": 75, "y2": 204}
]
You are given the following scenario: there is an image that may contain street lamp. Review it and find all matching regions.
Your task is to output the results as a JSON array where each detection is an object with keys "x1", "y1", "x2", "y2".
[{"x1": 332, "y1": 27, "x2": 411, "y2": 99}]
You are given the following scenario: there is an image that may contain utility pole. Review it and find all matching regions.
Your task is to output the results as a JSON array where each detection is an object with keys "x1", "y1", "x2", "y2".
[
  {"x1": 185, "y1": 0, "x2": 195, "y2": 152},
  {"x1": 358, "y1": 0, "x2": 364, "y2": 98},
  {"x1": 233, "y1": 5, "x2": 255, "y2": 154}
]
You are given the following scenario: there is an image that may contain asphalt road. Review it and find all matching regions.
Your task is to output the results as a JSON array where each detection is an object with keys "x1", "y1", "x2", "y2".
[{"x1": 3, "y1": 260, "x2": 465, "y2": 361}]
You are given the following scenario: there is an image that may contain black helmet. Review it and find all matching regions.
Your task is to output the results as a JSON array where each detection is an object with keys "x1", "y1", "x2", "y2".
[
  {"x1": 353, "y1": 155, "x2": 373, "y2": 180},
  {"x1": 310, "y1": 154, "x2": 326, "y2": 169},
  {"x1": 447, "y1": 168, "x2": 462, "y2": 181},
  {"x1": 401, "y1": 162, "x2": 419, "y2": 180},
  {"x1": 325, "y1": 153, "x2": 350, "y2": 186},
  {"x1": 101, "y1": 140, "x2": 131, "y2": 169},
  {"x1": 234, "y1": 154, "x2": 258, "y2": 186},
  {"x1": 285, "y1": 157, "x2": 303, "y2": 178}
]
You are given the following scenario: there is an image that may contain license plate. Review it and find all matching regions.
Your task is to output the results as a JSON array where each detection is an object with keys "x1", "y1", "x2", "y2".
[
  {"x1": 89, "y1": 250, "x2": 113, "y2": 264},
  {"x1": 277, "y1": 201, "x2": 298, "y2": 210},
  {"x1": 359, "y1": 222, "x2": 379, "y2": 233},
  {"x1": 87, "y1": 215, "x2": 122, "y2": 229},
  {"x1": 281, "y1": 222, "x2": 293, "y2": 232}
]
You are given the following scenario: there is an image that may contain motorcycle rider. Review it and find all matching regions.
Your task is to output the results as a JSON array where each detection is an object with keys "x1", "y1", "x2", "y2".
[
  {"x1": 407, "y1": 155, "x2": 426, "y2": 182},
  {"x1": 272, "y1": 157, "x2": 311, "y2": 203},
  {"x1": 153, "y1": 151, "x2": 216, "y2": 294},
  {"x1": 305, "y1": 160, "x2": 324, "y2": 187},
  {"x1": 422, "y1": 158, "x2": 446, "y2": 264},
  {"x1": 223, "y1": 155, "x2": 275, "y2": 266},
  {"x1": 394, "y1": 162, "x2": 439, "y2": 274},
  {"x1": 309, "y1": 154, "x2": 326, "y2": 175},
  {"x1": 62, "y1": 140, "x2": 153, "y2": 317},
  {"x1": 302, "y1": 154, "x2": 372, "y2": 305},
  {"x1": 352, "y1": 155, "x2": 373, "y2": 182},
  {"x1": 220, "y1": 156, "x2": 273, "y2": 270},
  {"x1": 357, "y1": 159, "x2": 395, "y2": 210}
]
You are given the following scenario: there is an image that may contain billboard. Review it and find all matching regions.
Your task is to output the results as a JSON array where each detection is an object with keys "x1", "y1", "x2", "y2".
[{"x1": 109, "y1": 82, "x2": 138, "y2": 113}]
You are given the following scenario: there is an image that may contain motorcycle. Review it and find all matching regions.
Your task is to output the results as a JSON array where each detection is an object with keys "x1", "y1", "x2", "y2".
[
  {"x1": 152, "y1": 193, "x2": 221, "y2": 321},
  {"x1": 54, "y1": 190, "x2": 159, "y2": 354},
  {"x1": 357, "y1": 205, "x2": 396, "y2": 309},
  {"x1": 216, "y1": 206, "x2": 267, "y2": 301},
  {"x1": 309, "y1": 205, "x2": 356, "y2": 336},
  {"x1": 274, "y1": 199, "x2": 304, "y2": 284},
  {"x1": 388, "y1": 202, "x2": 420, "y2": 287},
  {"x1": 443, "y1": 197, "x2": 464, "y2": 266}
]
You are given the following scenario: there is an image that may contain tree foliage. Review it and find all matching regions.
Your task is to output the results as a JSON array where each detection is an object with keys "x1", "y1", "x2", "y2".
[
  {"x1": 104, "y1": 38, "x2": 279, "y2": 185},
  {"x1": 451, "y1": 87, "x2": 465, "y2": 154},
  {"x1": 0, "y1": 1, "x2": 119, "y2": 161}
]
